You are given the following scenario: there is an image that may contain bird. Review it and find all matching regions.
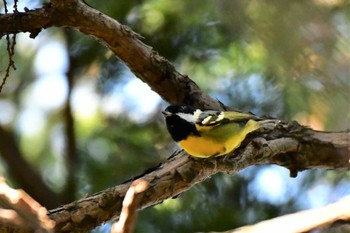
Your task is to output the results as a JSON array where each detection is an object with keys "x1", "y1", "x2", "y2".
[{"x1": 162, "y1": 105, "x2": 262, "y2": 158}]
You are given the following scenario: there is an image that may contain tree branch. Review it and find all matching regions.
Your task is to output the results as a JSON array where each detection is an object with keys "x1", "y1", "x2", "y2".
[
  {"x1": 0, "y1": 5, "x2": 53, "y2": 38},
  {"x1": 111, "y1": 180, "x2": 149, "y2": 233},
  {"x1": 0, "y1": 177, "x2": 55, "y2": 232},
  {"x1": 41, "y1": 122, "x2": 349, "y2": 232},
  {"x1": 225, "y1": 195, "x2": 350, "y2": 233},
  {"x1": 0, "y1": 0, "x2": 222, "y2": 110}
]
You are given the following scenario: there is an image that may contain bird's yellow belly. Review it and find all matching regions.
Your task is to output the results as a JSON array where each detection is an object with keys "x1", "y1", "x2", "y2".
[
  {"x1": 178, "y1": 119, "x2": 260, "y2": 158},
  {"x1": 179, "y1": 136, "x2": 227, "y2": 158}
]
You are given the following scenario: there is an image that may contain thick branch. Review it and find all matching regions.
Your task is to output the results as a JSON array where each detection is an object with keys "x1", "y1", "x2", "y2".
[
  {"x1": 0, "y1": 121, "x2": 347, "y2": 232},
  {"x1": 0, "y1": 1, "x2": 221, "y2": 110},
  {"x1": 41, "y1": 123, "x2": 349, "y2": 232},
  {"x1": 253, "y1": 123, "x2": 350, "y2": 176},
  {"x1": 0, "y1": 5, "x2": 53, "y2": 38},
  {"x1": 0, "y1": 110, "x2": 347, "y2": 232}
]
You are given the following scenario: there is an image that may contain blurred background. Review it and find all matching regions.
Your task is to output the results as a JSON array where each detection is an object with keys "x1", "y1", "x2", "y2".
[{"x1": 0, "y1": 0, "x2": 349, "y2": 232}]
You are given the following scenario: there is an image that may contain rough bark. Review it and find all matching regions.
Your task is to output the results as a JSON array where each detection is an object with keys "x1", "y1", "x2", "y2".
[
  {"x1": 40, "y1": 123, "x2": 350, "y2": 232},
  {"x1": 0, "y1": 0, "x2": 222, "y2": 110}
]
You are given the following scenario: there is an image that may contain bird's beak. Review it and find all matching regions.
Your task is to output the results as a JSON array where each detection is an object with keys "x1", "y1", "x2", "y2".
[{"x1": 162, "y1": 111, "x2": 172, "y2": 117}]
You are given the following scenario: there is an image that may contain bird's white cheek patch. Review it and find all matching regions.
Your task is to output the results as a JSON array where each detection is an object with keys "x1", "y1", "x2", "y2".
[{"x1": 177, "y1": 113, "x2": 195, "y2": 123}]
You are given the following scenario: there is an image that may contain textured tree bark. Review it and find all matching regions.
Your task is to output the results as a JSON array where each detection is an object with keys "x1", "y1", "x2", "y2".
[
  {"x1": 0, "y1": 0, "x2": 222, "y2": 110},
  {"x1": 45, "y1": 122, "x2": 350, "y2": 232}
]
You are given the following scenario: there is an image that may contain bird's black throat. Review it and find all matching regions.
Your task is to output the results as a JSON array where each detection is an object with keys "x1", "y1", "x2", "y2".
[{"x1": 165, "y1": 114, "x2": 200, "y2": 142}]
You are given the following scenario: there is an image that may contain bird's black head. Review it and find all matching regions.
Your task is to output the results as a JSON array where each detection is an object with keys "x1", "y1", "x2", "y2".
[
  {"x1": 162, "y1": 105, "x2": 199, "y2": 142},
  {"x1": 163, "y1": 105, "x2": 196, "y2": 115}
]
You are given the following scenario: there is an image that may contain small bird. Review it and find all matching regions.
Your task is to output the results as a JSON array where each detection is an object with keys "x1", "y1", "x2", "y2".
[{"x1": 162, "y1": 105, "x2": 262, "y2": 158}]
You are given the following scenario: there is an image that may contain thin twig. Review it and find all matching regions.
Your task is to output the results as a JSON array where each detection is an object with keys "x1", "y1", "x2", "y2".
[
  {"x1": 0, "y1": 0, "x2": 17, "y2": 92},
  {"x1": 13, "y1": 0, "x2": 18, "y2": 13},
  {"x1": 3, "y1": 0, "x2": 8, "y2": 14},
  {"x1": 0, "y1": 33, "x2": 16, "y2": 92}
]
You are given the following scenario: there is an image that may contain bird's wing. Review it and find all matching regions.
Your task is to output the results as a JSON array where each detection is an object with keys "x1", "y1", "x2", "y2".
[{"x1": 196, "y1": 110, "x2": 259, "y2": 126}]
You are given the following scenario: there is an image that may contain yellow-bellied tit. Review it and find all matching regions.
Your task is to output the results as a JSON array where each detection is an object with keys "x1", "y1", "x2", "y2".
[{"x1": 162, "y1": 105, "x2": 262, "y2": 158}]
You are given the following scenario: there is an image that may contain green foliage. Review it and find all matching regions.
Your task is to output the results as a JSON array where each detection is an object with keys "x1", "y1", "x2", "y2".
[{"x1": 77, "y1": 115, "x2": 167, "y2": 193}]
